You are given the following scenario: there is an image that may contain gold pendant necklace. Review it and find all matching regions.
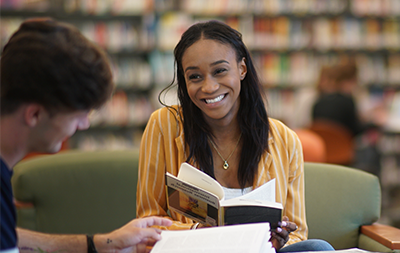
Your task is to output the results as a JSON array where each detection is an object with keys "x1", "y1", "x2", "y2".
[{"x1": 209, "y1": 133, "x2": 242, "y2": 170}]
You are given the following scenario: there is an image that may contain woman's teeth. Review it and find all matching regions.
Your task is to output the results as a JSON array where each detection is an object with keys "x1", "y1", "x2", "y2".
[{"x1": 205, "y1": 94, "x2": 225, "y2": 104}]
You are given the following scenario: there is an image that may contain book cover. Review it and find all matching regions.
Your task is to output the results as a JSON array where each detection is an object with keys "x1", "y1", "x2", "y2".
[{"x1": 165, "y1": 162, "x2": 282, "y2": 229}]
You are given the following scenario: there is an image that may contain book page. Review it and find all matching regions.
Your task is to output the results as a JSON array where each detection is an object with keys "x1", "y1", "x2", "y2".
[
  {"x1": 151, "y1": 223, "x2": 275, "y2": 253},
  {"x1": 235, "y1": 179, "x2": 276, "y2": 202},
  {"x1": 178, "y1": 162, "x2": 225, "y2": 200}
]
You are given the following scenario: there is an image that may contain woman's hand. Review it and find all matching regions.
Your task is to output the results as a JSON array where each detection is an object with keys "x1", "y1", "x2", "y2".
[{"x1": 270, "y1": 216, "x2": 298, "y2": 250}]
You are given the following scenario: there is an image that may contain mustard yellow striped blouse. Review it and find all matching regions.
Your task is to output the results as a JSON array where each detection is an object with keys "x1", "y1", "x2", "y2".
[{"x1": 137, "y1": 106, "x2": 308, "y2": 245}]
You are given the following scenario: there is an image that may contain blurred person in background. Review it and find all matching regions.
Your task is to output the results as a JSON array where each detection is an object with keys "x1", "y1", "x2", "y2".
[{"x1": 311, "y1": 60, "x2": 386, "y2": 175}]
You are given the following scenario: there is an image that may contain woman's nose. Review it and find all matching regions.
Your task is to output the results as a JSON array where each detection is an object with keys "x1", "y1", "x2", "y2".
[{"x1": 201, "y1": 76, "x2": 219, "y2": 93}]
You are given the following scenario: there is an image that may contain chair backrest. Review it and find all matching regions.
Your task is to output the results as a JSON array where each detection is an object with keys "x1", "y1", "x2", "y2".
[
  {"x1": 12, "y1": 149, "x2": 139, "y2": 235},
  {"x1": 294, "y1": 128, "x2": 327, "y2": 163},
  {"x1": 309, "y1": 120, "x2": 354, "y2": 165},
  {"x1": 304, "y1": 162, "x2": 381, "y2": 250}
]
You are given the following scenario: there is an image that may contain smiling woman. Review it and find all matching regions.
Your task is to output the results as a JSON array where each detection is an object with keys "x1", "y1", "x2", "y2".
[
  {"x1": 136, "y1": 20, "x2": 335, "y2": 252},
  {"x1": 183, "y1": 39, "x2": 245, "y2": 125}
]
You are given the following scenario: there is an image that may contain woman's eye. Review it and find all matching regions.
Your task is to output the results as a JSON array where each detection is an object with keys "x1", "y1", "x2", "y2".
[
  {"x1": 188, "y1": 74, "x2": 201, "y2": 80},
  {"x1": 214, "y1": 68, "x2": 227, "y2": 75}
]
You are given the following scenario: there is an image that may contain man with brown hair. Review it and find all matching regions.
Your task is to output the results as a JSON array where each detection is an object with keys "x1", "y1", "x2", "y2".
[{"x1": 1, "y1": 18, "x2": 171, "y2": 253}]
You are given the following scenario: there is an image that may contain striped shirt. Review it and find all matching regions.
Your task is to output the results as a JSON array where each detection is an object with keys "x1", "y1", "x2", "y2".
[{"x1": 137, "y1": 106, "x2": 308, "y2": 245}]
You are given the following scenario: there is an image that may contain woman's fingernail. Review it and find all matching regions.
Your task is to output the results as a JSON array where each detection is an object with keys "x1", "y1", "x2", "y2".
[
  {"x1": 281, "y1": 221, "x2": 287, "y2": 227},
  {"x1": 277, "y1": 227, "x2": 282, "y2": 233}
]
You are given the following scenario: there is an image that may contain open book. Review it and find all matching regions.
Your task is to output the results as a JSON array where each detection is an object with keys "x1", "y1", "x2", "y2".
[
  {"x1": 151, "y1": 222, "x2": 275, "y2": 253},
  {"x1": 165, "y1": 163, "x2": 282, "y2": 229}
]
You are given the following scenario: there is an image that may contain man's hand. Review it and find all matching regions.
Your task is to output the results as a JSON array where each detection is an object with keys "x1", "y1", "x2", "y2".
[
  {"x1": 270, "y1": 216, "x2": 298, "y2": 250},
  {"x1": 95, "y1": 216, "x2": 173, "y2": 253}
]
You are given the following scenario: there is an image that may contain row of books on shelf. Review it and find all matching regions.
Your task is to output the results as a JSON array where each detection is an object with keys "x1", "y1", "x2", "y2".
[
  {"x1": 252, "y1": 53, "x2": 400, "y2": 87},
  {"x1": 3, "y1": 0, "x2": 400, "y2": 17},
  {"x1": 0, "y1": 0, "x2": 156, "y2": 14},
  {"x1": 0, "y1": 18, "x2": 155, "y2": 52},
  {"x1": 266, "y1": 88, "x2": 311, "y2": 128},
  {"x1": 351, "y1": 0, "x2": 400, "y2": 17},
  {"x1": 182, "y1": 0, "x2": 344, "y2": 15},
  {"x1": 89, "y1": 91, "x2": 155, "y2": 127},
  {"x1": 63, "y1": 0, "x2": 152, "y2": 15},
  {"x1": 114, "y1": 52, "x2": 400, "y2": 90},
  {"x1": 1, "y1": 21, "x2": 399, "y2": 89},
  {"x1": 78, "y1": 21, "x2": 153, "y2": 52},
  {"x1": 184, "y1": 0, "x2": 400, "y2": 16},
  {"x1": 157, "y1": 14, "x2": 400, "y2": 51},
  {"x1": 2, "y1": 15, "x2": 400, "y2": 52},
  {"x1": 110, "y1": 58, "x2": 153, "y2": 89},
  {"x1": 0, "y1": 0, "x2": 51, "y2": 11},
  {"x1": 246, "y1": 17, "x2": 400, "y2": 51},
  {"x1": 89, "y1": 0, "x2": 400, "y2": 17}
]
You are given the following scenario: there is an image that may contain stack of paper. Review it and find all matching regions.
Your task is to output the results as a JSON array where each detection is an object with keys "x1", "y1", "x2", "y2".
[{"x1": 151, "y1": 222, "x2": 275, "y2": 253}]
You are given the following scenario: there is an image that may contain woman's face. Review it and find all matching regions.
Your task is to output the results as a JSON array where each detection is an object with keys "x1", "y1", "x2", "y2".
[{"x1": 181, "y1": 39, "x2": 247, "y2": 125}]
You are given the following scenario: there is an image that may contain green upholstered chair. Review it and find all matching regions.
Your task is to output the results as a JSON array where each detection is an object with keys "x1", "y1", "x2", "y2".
[
  {"x1": 12, "y1": 151, "x2": 400, "y2": 251},
  {"x1": 12, "y1": 149, "x2": 139, "y2": 235},
  {"x1": 304, "y1": 162, "x2": 400, "y2": 252}
]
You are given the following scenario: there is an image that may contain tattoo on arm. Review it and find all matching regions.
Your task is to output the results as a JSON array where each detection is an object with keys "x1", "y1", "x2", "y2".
[{"x1": 107, "y1": 239, "x2": 112, "y2": 244}]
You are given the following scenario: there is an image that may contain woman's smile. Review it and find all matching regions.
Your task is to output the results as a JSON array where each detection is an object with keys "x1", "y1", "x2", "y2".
[{"x1": 204, "y1": 94, "x2": 226, "y2": 104}]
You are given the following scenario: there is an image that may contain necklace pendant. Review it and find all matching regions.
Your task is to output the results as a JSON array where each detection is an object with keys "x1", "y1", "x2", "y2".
[{"x1": 223, "y1": 161, "x2": 229, "y2": 170}]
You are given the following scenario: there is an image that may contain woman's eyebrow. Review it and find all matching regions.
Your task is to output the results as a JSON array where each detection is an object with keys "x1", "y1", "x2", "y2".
[
  {"x1": 184, "y1": 60, "x2": 229, "y2": 73},
  {"x1": 210, "y1": 60, "x2": 229, "y2": 66}
]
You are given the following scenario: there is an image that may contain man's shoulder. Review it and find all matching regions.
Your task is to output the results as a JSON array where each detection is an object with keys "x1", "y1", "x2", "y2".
[
  {"x1": 1, "y1": 158, "x2": 12, "y2": 179},
  {"x1": 0, "y1": 158, "x2": 17, "y2": 252},
  {"x1": 0, "y1": 247, "x2": 19, "y2": 253}
]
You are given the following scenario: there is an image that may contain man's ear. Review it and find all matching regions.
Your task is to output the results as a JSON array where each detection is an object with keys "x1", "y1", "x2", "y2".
[{"x1": 23, "y1": 104, "x2": 43, "y2": 127}]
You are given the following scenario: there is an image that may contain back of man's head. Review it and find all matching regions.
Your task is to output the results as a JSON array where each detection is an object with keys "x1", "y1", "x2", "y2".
[{"x1": 0, "y1": 18, "x2": 114, "y2": 116}]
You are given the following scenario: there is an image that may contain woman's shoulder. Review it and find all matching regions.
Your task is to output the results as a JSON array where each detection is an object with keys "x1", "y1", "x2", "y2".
[
  {"x1": 150, "y1": 105, "x2": 181, "y2": 120},
  {"x1": 268, "y1": 118, "x2": 293, "y2": 132},
  {"x1": 148, "y1": 105, "x2": 183, "y2": 131},
  {"x1": 268, "y1": 118, "x2": 299, "y2": 143}
]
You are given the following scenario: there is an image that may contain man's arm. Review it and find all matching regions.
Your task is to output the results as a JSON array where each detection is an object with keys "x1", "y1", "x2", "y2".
[
  {"x1": 17, "y1": 217, "x2": 173, "y2": 253},
  {"x1": 17, "y1": 228, "x2": 86, "y2": 253}
]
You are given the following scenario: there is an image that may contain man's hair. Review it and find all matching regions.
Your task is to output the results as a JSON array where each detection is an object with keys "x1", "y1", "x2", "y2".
[{"x1": 1, "y1": 18, "x2": 114, "y2": 115}]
